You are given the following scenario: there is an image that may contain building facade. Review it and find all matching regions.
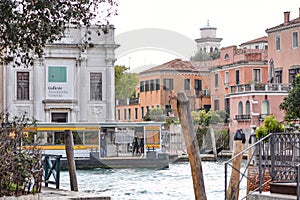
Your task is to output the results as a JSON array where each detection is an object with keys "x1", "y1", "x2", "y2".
[
  {"x1": 116, "y1": 59, "x2": 211, "y2": 122},
  {"x1": 266, "y1": 10, "x2": 300, "y2": 84},
  {"x1": 210, "y1": 40, "x2": 270, "y2": 146},
  {"x1": 3, "y1": 25, "x2": 119, "y2": 122}
]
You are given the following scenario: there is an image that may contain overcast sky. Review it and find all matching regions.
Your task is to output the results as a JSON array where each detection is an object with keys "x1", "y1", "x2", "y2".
[{"x1": 110, "y1": 1, "x2": 300, "y2": 69}]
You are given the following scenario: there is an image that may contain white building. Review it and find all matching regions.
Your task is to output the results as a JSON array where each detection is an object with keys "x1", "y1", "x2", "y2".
[
  {"x1": 195, "y1": 21, "x2": 223, "y2": 53},
  {"x1": 3, "y1": 25, "x2": 119, "y2": 122}
]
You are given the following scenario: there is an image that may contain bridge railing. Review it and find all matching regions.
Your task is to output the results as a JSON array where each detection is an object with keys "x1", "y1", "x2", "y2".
[{"x1": 225, "y1": 132, "x2": 300, "y2": 200}]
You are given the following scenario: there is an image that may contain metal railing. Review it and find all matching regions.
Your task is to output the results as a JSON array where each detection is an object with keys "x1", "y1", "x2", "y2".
[
  {"x1": 224, "y1": 132, "x2": 300, "y2": 200},
  {"x1": 44, "y1": 154, "x2": 62, "y2": 189}
]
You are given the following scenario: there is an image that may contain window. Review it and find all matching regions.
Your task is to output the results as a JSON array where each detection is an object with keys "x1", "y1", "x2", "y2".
[
  {"x1": 246, "y1": 101, "x2": 250, "y2": 115},
  {"x1": 289, "y1": 67, "x2": 300, "y2": 83},
  {"x1": 140, "y1": 81, "x2": 144, "y2": 92},
  {"x1": 150, "y1": 80, "x2": 154, "y2": 91},
  {"x1": 293, "y1": 32, "x2": 298, "y2": 48},
  {"x1": 17, "y1": 72, "x2": 29, "y2": 100},
  {"x1": 253, "y1": 69, "x2": 261, "y2": 82},
  {"x1": 195, "y1": 79, "x2": 202, "y2": 91},
  {"x1": 155, "y1": 79, "x2": 160, "y2": 90},
  {"x1": 210, "y1": 47, "x2": 213, "y2": 53},
  {"x1": 184, "y1": 79, "x2": 190, "y2": 90},
  {"x1": 214, "y1": 73, "x2": 218, "y2": 88},
  {"x1": 225, "y1": 72, "x2": 229, "y2": 85},
  {"x1": 146, "y1": 106, "x2": 149, "y2": 116},
  {"x1": 275, "y1": 69, "x2": 282, "y2": 83},
  {"x1": 117, "y1": 109, "x2": 120, "y2": 120},
  {"x1": 145, "y1": 80, "x2": 149, "y2": 92},
  {"x1": 276, "y1": 35, "x2": 281, "y2": 50},
  {"x1": 128, "y1": 109, "x2": 131, "y2": 120},
  {"x1": 236, "y1": 70, "x2": 240, "y2": 84},
  {"x1": 163, "y1": 79, "x2": 173, "y2": 90},
  {"x1": 238, "y1": 101, "x2": 243, "y2": 115},
  {"x1": 141, "y1": 107, "x2": 144, "y2": 118},
  {"x1": 224, "y1": 53, "x2": 229, "y2": 59},
  {"x1": 134, "y1": 108, "x2": 138, "y2": 120},
  {"x1": 255, "y1": 45, "x2": 259, "y2": 49},
  {"x1": 262, "y1": 100, "x2": 270, "y2": 115},
  {"x1": 123, "y1": 109, "x2": 126, "y2": 120},
  {"x1": 90, "y1": 73, "x2": 102, "y2": 100},
  {"x1": 214, "y1": 99, "x2": 219, "y2": 111}
]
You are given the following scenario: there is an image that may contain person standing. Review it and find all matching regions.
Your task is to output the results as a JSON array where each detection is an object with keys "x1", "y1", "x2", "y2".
[
  {"x1": 132, "y1": 136, "x2": 139, "y2": 156},
  {"x1": 140, "y1": 138, "x2": 144, "y2": 156},
  {"x1": 100, "y1": 133, "x2": 107, "y2": 158}
]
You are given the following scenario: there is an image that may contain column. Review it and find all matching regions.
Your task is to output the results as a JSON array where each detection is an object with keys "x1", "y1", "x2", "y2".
[
  {"x1": 33, "y1": 57, "x2": 45, "y2": 121},
  {"x1": 105, "y1": 58, "x2": 115, "y2": 121},
  {"x1": 78, "y1": 58, "x2": 88, "y2": 122}
]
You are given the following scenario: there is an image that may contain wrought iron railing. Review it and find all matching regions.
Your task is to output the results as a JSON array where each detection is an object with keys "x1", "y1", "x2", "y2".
[
  {"x1": 224, "y1": 132, "x2": 300, "y2": 200},
  {"x1": 235, "y1": 114, "x2": 251, "y2": 121}
]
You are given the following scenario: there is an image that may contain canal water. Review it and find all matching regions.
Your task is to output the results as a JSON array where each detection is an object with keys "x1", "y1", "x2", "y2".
[{"x1": 59, "y1": 161, "x2": 247, "y2": 200}]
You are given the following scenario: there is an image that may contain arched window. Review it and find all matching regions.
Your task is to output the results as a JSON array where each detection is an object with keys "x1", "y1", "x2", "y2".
[
  {"x1": 262, "y1": 100, "x2": 270, "y2": 115},
  {"x1": 215, "y1": 47, "x2": 218, "y2": 52},
  {"x1": 210, "y1": 47, "x2": 213, "y2": 53},
  {"x1": 238, "y1": 101, "x2": 243, "y2": 115},
  {"x1": 203, "y1": 47, "x2": 206, "y2": 53},
  {"x1": 246, "y1": 101, "x2": 250, "y2": 116},
  {"x1": 225, "y1": 53, "x2": 229, "y2": 60}
]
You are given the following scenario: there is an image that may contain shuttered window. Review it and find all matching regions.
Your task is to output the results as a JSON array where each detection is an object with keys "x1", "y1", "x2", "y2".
[{"x1": 17, "y1": 72, "x2": 29, "y2": 100}]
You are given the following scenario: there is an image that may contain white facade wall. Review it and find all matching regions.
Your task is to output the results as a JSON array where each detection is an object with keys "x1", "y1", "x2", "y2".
[{"x1": 3, "y1": 25, "x2": 119, "y2": 122}]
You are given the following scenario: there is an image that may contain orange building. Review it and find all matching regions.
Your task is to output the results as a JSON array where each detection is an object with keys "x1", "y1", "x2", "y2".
[{"x1": 116, "y1": 59, "x2": 211, "y2": 122}]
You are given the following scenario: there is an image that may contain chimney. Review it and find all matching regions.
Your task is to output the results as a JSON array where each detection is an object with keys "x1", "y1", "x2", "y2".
[{"x1": 284, "y1": 11, "x2": 290, "y2": 24}]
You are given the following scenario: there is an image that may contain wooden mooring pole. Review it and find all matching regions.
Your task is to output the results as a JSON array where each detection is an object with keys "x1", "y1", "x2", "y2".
[
  {"x1": 177, "y1": 92, "x2": 207, "y2": 200},
  {"x1": 65, "y1": 130, "x2": 78, "y2": 191},
  {"x1": 227, "y1": 129, "x2": 246, "y2": 200}
]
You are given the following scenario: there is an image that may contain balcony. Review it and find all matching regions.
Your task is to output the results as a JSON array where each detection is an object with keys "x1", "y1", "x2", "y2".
[
  {"x1": 230, "y1": 83, "x2": 292, "y2": 94},
  {"x1": 116, "y1": 98, "x2": 140, "y2": 106},
  {"x1": 235, "y1": 114, "x2": 251, "y2": 121}
]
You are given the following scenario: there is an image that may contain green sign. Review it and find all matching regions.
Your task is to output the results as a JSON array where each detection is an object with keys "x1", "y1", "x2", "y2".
[{"x1": 48, "y1": 66, "x2": 67, "y2": 82}]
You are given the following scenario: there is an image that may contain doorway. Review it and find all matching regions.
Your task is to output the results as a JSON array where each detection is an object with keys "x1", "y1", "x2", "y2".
[{"x1": 51, "y1": 113, "x2": 68, "y2": 123}]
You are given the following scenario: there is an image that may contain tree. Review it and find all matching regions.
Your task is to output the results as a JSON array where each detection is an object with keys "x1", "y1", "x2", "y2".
[
  {"x1": 190, "y1": 50, "x2": 220, "y2": 61},
  {"x1": 280, "y1": 74, "x2": 300, "y2": 121},
  {"x1": 0, "y1": 0, "x2": 118, "y2": 66},
  {"x1": 114, "y1": 65, "x2": 139, "y2": 100},
  {"x1": 255, "y1": 115, "x2": 284, "y2": 138}
]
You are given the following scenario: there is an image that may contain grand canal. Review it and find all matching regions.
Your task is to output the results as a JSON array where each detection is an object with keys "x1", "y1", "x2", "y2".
[{"x1": 59, "y1": 160, "x2": 247, "y2": 200}]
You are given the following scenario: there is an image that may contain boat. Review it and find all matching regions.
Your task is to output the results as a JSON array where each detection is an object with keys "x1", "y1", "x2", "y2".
[
  {"x1": 23, "y1": 122, "x2": 169, "y2": 169},
  {"x1": 200, "y1": 145, "x2": 224, "y2": 155}
]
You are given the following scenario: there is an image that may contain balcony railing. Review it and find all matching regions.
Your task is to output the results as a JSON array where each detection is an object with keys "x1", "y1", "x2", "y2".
[
  {"x1": 116, "y1": 98, "x2": 140, "y2": 106},
  {"x1": 230, "y1": 83, "x2": 292, "y2": 94},
  {"x1": 235, "y1": 114, "x2": 251, "y2": 121}
]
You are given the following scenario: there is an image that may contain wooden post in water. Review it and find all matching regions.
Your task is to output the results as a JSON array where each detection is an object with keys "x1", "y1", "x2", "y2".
[
  {"x1": 227, "y1": 129, "x2": 246, "y2": 200},
  {"x1": 177, "y1": 92, "x2": 207, "y2": 200},
  {"x1": 209, "y1": 127, "x2": 217, "y2": 161},
  {"x1": 64, "y1": 130, "x2": 78, "y2": 191}
]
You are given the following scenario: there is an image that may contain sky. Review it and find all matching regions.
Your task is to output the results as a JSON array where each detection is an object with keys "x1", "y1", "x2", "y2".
[{"x1": 110, "y1": 0, "x2": 300, "y2": 69}]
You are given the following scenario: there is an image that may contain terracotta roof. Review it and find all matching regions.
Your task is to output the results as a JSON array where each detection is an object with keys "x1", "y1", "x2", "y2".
[
  {"x1": 140, "y1": 59, "x2": 198, "y2": 74},
  {"x1": 240, "y1": 36, "x2": 268, "y2": 46},
  {"x1": 266, "y1": 17, "x2": 300, "y2": 33}
]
